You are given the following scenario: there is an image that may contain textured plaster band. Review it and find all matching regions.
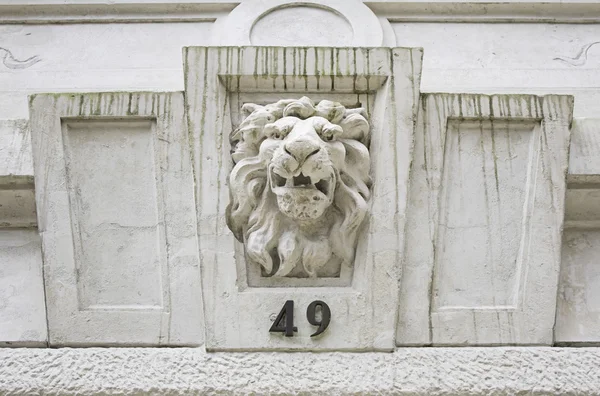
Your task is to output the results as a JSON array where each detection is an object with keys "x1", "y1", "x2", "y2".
[{"x1": 1, "y1": 347, "x2": 600, "y2": 395}]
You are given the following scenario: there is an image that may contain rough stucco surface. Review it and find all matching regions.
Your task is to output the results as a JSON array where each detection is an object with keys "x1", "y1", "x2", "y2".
[{"x1": 1, "y1": 348, "x2": 600, "y2": 394}]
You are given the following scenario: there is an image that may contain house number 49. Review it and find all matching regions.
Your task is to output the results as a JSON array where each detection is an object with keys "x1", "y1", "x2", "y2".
[{"x1": 269, "y1": 300, "x2": 331, "y2": 337}]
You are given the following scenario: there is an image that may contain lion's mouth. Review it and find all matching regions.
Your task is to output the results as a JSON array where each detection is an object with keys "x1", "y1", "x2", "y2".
[{"x1": 271, "y1": 170, "x2": 332, "y2": 196}]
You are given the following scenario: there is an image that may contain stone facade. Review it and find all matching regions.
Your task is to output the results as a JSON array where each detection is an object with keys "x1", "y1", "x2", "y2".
[{"x1": 1, "y1": 0, "x2": 600, "y2": 394}]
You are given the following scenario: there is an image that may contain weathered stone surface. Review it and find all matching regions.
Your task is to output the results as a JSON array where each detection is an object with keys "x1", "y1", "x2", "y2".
[
  {"x1": 0, "y1": 120, "x2": 36, "y2": 227},
  {"x1": 0, "y1": 23, "x2": 214, "y2": 120},
  {"x1": 556, "y1": 228, "x2": 600, "y2": 344},
  {"x1": 185, "y1": 46, "x2": 422, "y2": 350},
  {"x1": 569, "y1": 118, "x2": 600, "y2": 175},
  {"x1": 0, "y1": 119, "x2": 32, "y2": 177},
  {"x1": 555, "y1": 172, "x2": 600, "y2": 344},
  {"x1": 2, "y1": 347, "x2": 600, "y2": 394},
  {"x1": 397, "y1": 93, "x2": 574, "y2": 346},
  {"x1": 28, "y1": 92, "x2": 203, "y2": 346},
  {"x1": 0, "y1": 229, "x2": 46, "y2": 346},
  {"x1": 0, "y1": 185, "x2": 36, "y2": 228},
  {"x1": 391, "y1": 22, "x2": 600, "y2": 118}
]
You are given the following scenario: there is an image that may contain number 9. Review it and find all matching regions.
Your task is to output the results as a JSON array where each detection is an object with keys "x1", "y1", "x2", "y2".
[{"x1": 306, "y1": 300, "x2": 331, "y2": 337}]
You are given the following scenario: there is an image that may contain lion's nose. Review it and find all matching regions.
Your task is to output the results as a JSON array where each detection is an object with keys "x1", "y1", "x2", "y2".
[{"x1": 284, "y1": 138, "x2": 321, "y2": 164}]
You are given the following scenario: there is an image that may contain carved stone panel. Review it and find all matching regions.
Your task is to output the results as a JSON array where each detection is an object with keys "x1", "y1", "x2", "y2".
[
  {"x1": 397, "y1": 94, "x2": 573, "y2": 346},
  {"x1": 184, "y1": 46, "x2": 422, "y2": 350},
  {"x1": 29, "y1": 92, "x2": 203, "y2": 346},
  {"x1": 226, "y1": 97, "x2": 371, "y2": 280}
]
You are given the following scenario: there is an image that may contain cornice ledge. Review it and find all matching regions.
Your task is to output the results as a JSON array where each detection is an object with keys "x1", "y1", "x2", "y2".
[
  {"x1": 0, "y1": 1, "x2": 240, "y2": 24},
  {"x1": 3, "y1": 1, "x2": 600, "y2": 24},
  {"x1": 365, "y1": 1, "x2": 600, "y2": 23}
]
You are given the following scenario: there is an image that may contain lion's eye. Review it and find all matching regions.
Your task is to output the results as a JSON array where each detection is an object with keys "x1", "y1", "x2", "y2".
[
  {"x1": 273, "y1": 133, "x2": 281, "y2": 139},
  {"x1": 320, "y1": 129, "x2": 335, "y2": 142}
]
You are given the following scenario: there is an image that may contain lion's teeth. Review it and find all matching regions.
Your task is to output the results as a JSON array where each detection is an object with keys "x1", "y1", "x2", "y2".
[
  {"x1": 286, "y1": 178, "x2": 294, "y2": 187},
  {"x1": 310, "y1": 176, "x2": 320, "y2": 185}
]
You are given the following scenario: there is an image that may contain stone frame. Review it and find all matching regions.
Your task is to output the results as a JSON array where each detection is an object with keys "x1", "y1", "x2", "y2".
[
  {"x1": 28, "y1": 92, "x2": 204, "y2": 346},
  {"x1": 184, "y1": 46, "x2": 422, "y2": 351},
  {"x1": 397, "y1": 93, "x2": 574, "y2": 346}
]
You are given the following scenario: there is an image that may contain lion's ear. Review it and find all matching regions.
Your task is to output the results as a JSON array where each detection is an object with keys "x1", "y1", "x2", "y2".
[
  {"x1": 241, "y1": 103, "x2": 263, "y2": 117},
  {"x1": 340, "y1": 113, "x2": 370, "y2": 143},
  {"x1": 344, "y1": 107, "x2": 367, "y2": 118}
]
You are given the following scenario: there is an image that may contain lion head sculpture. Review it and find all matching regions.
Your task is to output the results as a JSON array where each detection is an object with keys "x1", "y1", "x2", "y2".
[{"x1": 226, "y1": 97, "x2": 371, "y2": 278}]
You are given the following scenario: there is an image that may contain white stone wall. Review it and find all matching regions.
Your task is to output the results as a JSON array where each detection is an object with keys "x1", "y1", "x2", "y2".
[{"x1": 1, "y1": 0, "x2": 600, "y2": 393}]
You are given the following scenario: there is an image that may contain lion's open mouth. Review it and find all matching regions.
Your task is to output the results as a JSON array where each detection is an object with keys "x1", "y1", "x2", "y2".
[{"x1": 270, "y1": 170, "x2": 332, "y2": 197}]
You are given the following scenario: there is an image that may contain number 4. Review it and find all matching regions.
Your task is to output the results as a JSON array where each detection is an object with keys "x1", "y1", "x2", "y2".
[{"x1": 269, "y1": 300, "x2": 297, "y2": 337}]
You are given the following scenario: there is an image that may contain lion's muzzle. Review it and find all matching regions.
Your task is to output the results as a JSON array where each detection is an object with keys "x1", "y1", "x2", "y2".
[{"x1": 268, "y1": 120, "x2": 336, "y2": 220}]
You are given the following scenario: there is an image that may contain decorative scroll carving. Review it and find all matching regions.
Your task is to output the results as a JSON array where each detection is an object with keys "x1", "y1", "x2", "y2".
[
  {"x1": 0, "y1": 47, "x2": 41, "y2": 70},
  {"x1": 554, "y1": 41, "x2": 600, "y2": 67},
  {"x1": 226, "y1": 97, "x2": 371, "y2": 278}
]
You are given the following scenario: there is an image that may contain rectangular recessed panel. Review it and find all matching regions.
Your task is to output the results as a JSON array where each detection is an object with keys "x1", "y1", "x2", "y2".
[
  {"x1": 434, "y1": 120, "x2": 535, "y2": 310},
  {"x1": 63, "y1": 120, "x2": 164, "y2": 310},
  {"x1": 399, "y1": 94, "x2": 572, "y2": 346},
  {"x1": 30, "y1": 92, "x2": 202, "y2": 346}
]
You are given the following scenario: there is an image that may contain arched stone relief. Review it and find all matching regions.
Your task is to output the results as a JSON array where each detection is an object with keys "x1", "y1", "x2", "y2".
[
  {"x1": 211, "y1": 0, "x2": 384, "y2": 47},
  {"x1": 250, "y1": 6, "x2": 353, "y2": 47}
]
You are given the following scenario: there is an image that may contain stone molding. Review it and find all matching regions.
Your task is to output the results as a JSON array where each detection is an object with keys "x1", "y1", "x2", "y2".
[
  {"x1": 373, "y1": 2, "x2": 600, "y2": 23},
  {"x1": 0, "y1": 1, "x2": 236, "y2": 24},
  {"x1": 1, "y1": 347, "x2": 600, "y2": 395},
  {"x1": 2, "y1": 1, "x2": 600, "y2": 24}
]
